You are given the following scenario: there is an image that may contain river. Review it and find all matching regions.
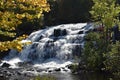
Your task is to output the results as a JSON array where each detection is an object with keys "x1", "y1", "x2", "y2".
[{"x1": 0, "y1": 23, "x2": 118, "y2": 80}]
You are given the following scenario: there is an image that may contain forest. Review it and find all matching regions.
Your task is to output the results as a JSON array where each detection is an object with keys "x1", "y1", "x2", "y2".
[{"x1": 0, "y1": 0, "x2": 120, "y2": 80}]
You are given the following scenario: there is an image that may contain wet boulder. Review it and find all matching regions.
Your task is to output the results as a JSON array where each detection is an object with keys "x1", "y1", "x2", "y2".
[
  {"x1": 61, "y1": 29, "x2": 67, "y2": 36},
  {"x1": 54, "y1": 29, "x2": 67, "y2": 38},
  {"x1": 54, "y1": 29, "x2": 61, "y2": 37},
  {"x1": 63, "y1": 69, "x2": 68, "y2": 72},
  {"x1": 54, "y1": 68, "x2": 61, "y2": 72},
  {"x1": 1, "y1": 62, "x2": 11, "y2": 68},
  {"x1": 78, "y1": 31, "x2": 84, "y2": 34},
  {"x1": 66, "y1": 64, "x2": 73, "y2": 69},
  {"x1": 17, "y1": 61, "x2": 33, "y2": 67},
  {"x1": 48, "y1": 70, "x2": 52, "y2": 73}
]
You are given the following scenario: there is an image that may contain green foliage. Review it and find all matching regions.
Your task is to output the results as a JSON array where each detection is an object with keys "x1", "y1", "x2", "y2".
[
  {"x1": 34, "y1": 75, "x2": 56, "y2": 80},
  {"x1": 104, "y1": 42, "x2": 120, "y2": 76},
  {"x1": 83, "y1": 32, "x2": 120, "y2": 76},
  {"x1": 69, "y1": 63, "x2": 79, "y2": 73},
  {"x1": 87, "y1": 0, "x2": 120, "y2": 76},
  {"x1": 90, "y1": 0, "x2": 120, "y2": 29},
  {"x1": 83, "y1": 32, "x2": 106, "y2": 70}
]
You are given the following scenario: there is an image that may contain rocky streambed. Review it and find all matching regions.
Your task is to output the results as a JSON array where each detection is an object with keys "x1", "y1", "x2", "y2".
[
  {"x1": 0, "y1": 61, "x2": 115, "y2": 80},
  {"x1": 0, "y1": 61, "x2": 72, "y2": 80}
]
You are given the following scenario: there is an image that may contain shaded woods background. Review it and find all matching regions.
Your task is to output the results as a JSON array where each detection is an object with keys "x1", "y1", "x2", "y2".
[
  {"x1": 0, "y1": 0, "x2": 93, "y2": 58},
  {"x1": 16, "y1": 0, "x2": 93, "y2": 36},
  {"x1": 44, "y1": 0, "x2": 93, "y2": 26}
]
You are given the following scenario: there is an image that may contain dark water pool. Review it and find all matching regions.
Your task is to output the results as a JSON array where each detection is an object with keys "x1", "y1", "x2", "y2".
[
  {"x1": 43, "y1": 72, "x2": 118, "y2": 80},
  {"x1": 0, "y1": 66, "x2": 119, "y2": 80}
]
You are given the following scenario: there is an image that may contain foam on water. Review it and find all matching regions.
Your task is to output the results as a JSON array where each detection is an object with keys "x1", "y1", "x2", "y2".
[
  {"x1": 1, "y1": 23, "x2": 93, "y2": 71},
  {"x1": 1, "y1": 58, "x2": 22, "y2": 68}
]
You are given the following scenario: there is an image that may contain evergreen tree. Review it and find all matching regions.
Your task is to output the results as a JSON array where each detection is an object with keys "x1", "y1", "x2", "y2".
[{"x1": 83, "y1": 0, "x2": 120, "y2": 76}]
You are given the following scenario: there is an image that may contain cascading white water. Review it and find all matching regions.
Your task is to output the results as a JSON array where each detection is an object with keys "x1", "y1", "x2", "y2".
[{"x1": 2, "y1": 23, "x2": 93, "y2": 70}]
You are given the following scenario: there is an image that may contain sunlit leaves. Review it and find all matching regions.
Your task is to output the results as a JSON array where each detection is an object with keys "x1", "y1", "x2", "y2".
[
  {"x1": 104, "y1": 42, "x2": 120, "y2": 74},
  {"x1": 0, "y1": 35, "x2": 30, "y2": 52},
  {"x1": 90, "y1": 0, "x2": 120, "y2": 29},
  {"x1": 0, "y1": 0, "x2": 50, "y2": 32},
  {"x1": 16, "y1": 0, "x2": 50, "y2": 18},
  {"x1": 0, "y1": 0, "x2": 50, "y2": 52},
  {"x1": 16, "y1": 14, "x2": 25, "y2": 19},
  {"x1": 83, "y1": 32, "x2": 106, "y2": 70},
  {"x1": 0, "y1": 11, "x2": 19, "y2": 31},
  {"x1": 89, "y1": 0, "x2": 120, "y2": 76},
  {"x1": 0, "y1": 30, "x2": 16, "y2": 37}
]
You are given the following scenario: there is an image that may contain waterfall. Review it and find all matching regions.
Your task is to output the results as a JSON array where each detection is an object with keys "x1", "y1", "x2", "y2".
[{"x1": 2, "y1": 23, "x2": 93, "y2": 69}]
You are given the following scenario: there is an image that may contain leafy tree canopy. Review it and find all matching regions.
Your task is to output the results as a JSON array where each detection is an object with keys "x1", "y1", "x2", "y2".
[
  {"x1": 0, "y1": 0, "x2": 50, "y2": 52},
  {"x1": 90, "y1": 0, "x2": 120, "y2": 29}
]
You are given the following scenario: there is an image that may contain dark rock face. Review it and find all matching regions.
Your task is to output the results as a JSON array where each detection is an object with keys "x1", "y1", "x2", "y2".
[
  {"x1": 78, "y1": 31, "x2": 84, "y2": 34},
  {"x1": 1, "y1": 63, "x2": 10, "y2": 68},
  {"x1": 54, "y1": 68, "x2": 61, "y2": 72},
  {"x1": 48, "y1": 70, "x2": 52, "y2": 73},
  {"x1": 0, "y1": 60, "x2": 72, "y2": 80},
  {"x1": 54, "y1": 29, "x2": 61, "y2": 37},
  {"x1": 17, "y1": 62, "x2": 33, "y2": 68},
  {"x1": 61, "y1": 29, "x2": 67, "y2": 36},
  {"x1": 66, "y1": 65, "x2": 73, "y2": 69},
  {"x1": 54, "y1": 29, "x2": 67, "y2": 37},
  {"x1": 0, "y1": 67, "x2": 35, "y2": 80}
]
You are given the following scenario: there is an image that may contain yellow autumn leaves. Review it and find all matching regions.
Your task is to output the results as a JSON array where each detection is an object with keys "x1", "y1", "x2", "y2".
[
  {"x1": 0, "y1": 0, "x2": 50, "y2": 52},
  {"x1": 0, "y1": 35, "x2": 28, "y2": 52},
  {"x1": 16, "y1": 0, "x2": 50, "y2": 19}
]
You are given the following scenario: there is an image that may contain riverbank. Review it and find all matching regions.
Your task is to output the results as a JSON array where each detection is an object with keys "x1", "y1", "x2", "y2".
[{"x1": 0, "y1": 66, "x2": 117, "y2": 80}]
